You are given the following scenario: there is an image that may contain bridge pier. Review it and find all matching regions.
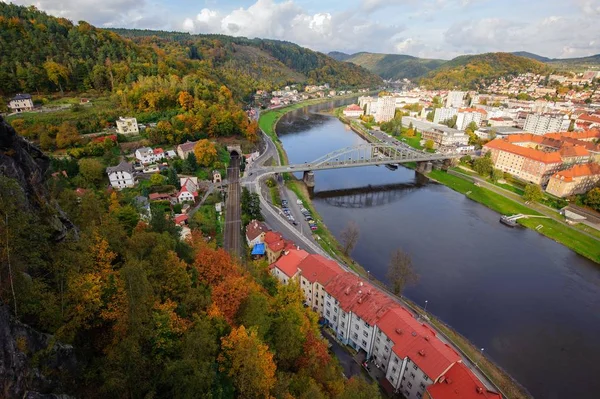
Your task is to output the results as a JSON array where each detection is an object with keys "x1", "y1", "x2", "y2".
[
  {"x1": 303, "y1": 170, "x2": 315, "y2": 188},
  {"x1": 416, "y1": 161, "x2": 432, "y2": 174}
]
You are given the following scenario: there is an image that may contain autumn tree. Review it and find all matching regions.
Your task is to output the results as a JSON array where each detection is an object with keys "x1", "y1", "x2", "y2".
[
  {"x1": 338, "y1": 377, "x2": 382, "y2": 399},
  {"x1": 150, "y1": 173, "x2": 166, "y2": 186},
  {"x1": 78, "y1": 158, "x2": 104, "y2": 186},
  {"x1": 218, "y1": 325, "x2": 276, "y2": 399},
  {"x1": 473, "y1": 152, "x2": 493, "y2": 177},
  {"x1": 43, "y1": 60, "x2": 69, "y2": 94},
  {"x1": 178, "y1": 91, "x2": 195, "y2": 111},
  {"x1": 425, "y1": 139, "x2": 435, "y2": 151},
  {"x1": 340, "y1": 221, "x2": 359, "y2": 256},
  {"x1": 194, "y1": 139, "x2": 218, "y2": 167},
  {"x1": 386, "y1": 248, "x2": 418, "y2": 295},
  {"x1": 583, "y1": 187, "x2": 600, "y2": 211}
]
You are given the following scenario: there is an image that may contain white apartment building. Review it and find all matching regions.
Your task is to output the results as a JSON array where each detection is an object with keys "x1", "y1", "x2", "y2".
[
  {"x1": 116, "y1": 117, "x2": 139, "y2": 134},
  {"x1": 433, "y1": 108, "x2": 458, "y2": 124},
  {"x1": 455, "y1": 108, "x2": 487, "y2": 130},
  {"x1": 445, "y1": 91, "x2": 465, "y2": 108},
  {"x1": 358, "y1": 96, "x2": 378, "y2": 116},
  {"x1": 106, "y1": 161, "x2": 136, "y2": 190},
  {"x1": 8, "y1": 93, "x2": 34, "y2": 112},
  {"x1": 523, "y1": 113, "x2": 570, "y2": 135},
  {"x1": 375, "y1": 96, "x2": 396, "y2": 123}
]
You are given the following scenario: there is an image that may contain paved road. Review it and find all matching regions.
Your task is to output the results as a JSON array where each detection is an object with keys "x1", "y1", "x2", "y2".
[{"x1": 223, "y1": 156, "x2": 242, "y2": 258}]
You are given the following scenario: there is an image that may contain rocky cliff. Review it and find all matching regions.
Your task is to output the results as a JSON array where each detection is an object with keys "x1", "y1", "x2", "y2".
[
  {"x1": 0, "y1": 115, "x2": 74, "y2": 240},
  {"x1": 0, "y1": 305, "x2": 77, "y2": 398}
]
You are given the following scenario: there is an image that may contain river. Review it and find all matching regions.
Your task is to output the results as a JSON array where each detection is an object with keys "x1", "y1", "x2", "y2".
[{"x1": 276, "y1": 99, "x2": 600, "y2": 399}]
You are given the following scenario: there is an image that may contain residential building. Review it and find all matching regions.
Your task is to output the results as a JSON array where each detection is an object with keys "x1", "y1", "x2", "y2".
[
  {"x1": 523, "y1": 113, "x2": 570, "y2": 135},
  {"x1": 575, "y1": 114, "x2": 600, "y2": 130},
  {"x1": 180, "y1": 176, "x2": 199, "y2": 193},
  {"x1": 433, "y1": 108, "x2": 458, "y2": 125},
  {"x1": 546, "y1": 163, "x2": 600, "y2": 197},
  {"x1": 421, "y1": 127, "x2": 469, "y2": 148},
  {"x1": 116, "y1": 117, "x2": 139, "y2": 134},
  {"x1": 106, "y1": 161, "x2": 135, "y2": 190},
  {"x1": 488, "y1": 117, "x2": 515, "y2": 127},
  {"x1": 8, "y1": 94, "x2": 34, "y2": 112},
  {"x1": 375, "y1": 96, "x2": 396, "y2": 123},
  {"x1": 358, "y1": 96, "x2": 378, "y2": 116},
  {"x1": 245, "y1": 220, "x2": 269, "y2": 247},
  {"x1": 269, "y1": 248, "x2": 309, "y2": 284},
  {"x1": 297, "y1": 255, "x2": 344, "y2": 315},
  {"x1": 425, "y1": 363, "x2": 502, "y2": 399},
  {"x1": 177, "y1": 186, "x2": 197, "y2": 203},
  {"x1": 213, "y1": 170, "x2": 222, "y2": 183},
  {"x1": 445, "y1": 91, "x2": 465, "y2": 108},
  {"x1": 474, "y1": 126, "x2": 527, "y2": 140},
  {"x1": 343, "y1": 104, "x2": 364, "y2": 118},
  {"x1": 176, "y1": 141, "x2": 197, "y2": 159},
  {"x1": 135, "y1": 147, "x2": 156, "y2": 164},
  {"x1": 264, "y1": 231, "x2": 293, "y2": 264},
  {"x1": 455, "y1": 108, "x2": 487, "y2": 131}
]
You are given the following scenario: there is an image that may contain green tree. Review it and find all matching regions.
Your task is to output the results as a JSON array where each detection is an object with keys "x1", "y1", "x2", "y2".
[
  {"x1": 339, "y1": 377, "x2": 382, "y2": 399},
  {"x1": 183, "y1": 152, "x2": 198, "y2": 174},
  {"x1": 491, "y1": 168, "x2": 504, "y2": 182},
  {"x1": 43, "y1": 60, "x2": 69, "y2": 94},
  {"x1": 473, "y1": 153, "x2": 493, "y2": 177},
  {"x1": 78, "y1": 158, "x2": 104, "y2": 186},
  {"x1": 523, "y1": 184, "x2": 543, "y2": 202},
  {"x1": 583, "y1": 188, "x2": 600, "y2": 211},
  {"x1": 166, "y1": 168, "x2": 180, "y2": 189},
  {"x1": 425, "y1": 139, "x2": 435, "y2": 151},
  {"x1": 150, "y1": 173, "x2": 166, "y2": 186}
]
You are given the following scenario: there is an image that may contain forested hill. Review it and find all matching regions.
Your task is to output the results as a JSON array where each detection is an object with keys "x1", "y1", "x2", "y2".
[
  {"x1": 328, "y1": 51, "x2": 445, "y2": 80},
  {"x1": 108, "y1": 28, "x2": 383, "y2": 91},
  {"x1": 0, "y1": 3, "x2": 381, "y2": 99},
  {"x1": 419, "y1": 52, "x2": 550, "y2": 89}
]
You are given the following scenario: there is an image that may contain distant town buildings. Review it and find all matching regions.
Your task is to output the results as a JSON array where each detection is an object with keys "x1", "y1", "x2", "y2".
[
  {"x1": 116, "y1": 117, "x2": 139, "y2": 134},
  {"x1": 8, "y1": 93, "x2": 34, "y2": 112},
  {"x1": 343, "y1": 104, "x2": 364, "y2": 118},
  {"x1": 523, "y1": 114, "x2": 570, "y2": 135},
  {"x1": 433, "y1": 108, "x2": 458, "y2": 125},
  {"x1": 421, "y1": 127, "x2": 469, "y2": 148},
  {"x1": 106, "y1": 161, "x2": 136, "y2": 190},
  {"x1": 456, "y1": 108, "x2": 487, "y2": 130}
]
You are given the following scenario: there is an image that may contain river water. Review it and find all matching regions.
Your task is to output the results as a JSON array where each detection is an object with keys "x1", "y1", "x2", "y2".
[{"x1": 276, "y1": 99, "x2": 600, "y2": 399}]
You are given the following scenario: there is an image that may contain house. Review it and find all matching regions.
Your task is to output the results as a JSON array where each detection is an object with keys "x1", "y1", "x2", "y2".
[
  {"x1": 180, "y1": 176, "x2": 199, "y2": 193},
  {"x1": 425, "y1": 363, "x2": 501, "y2": 399},
  {"x1": 106, "y1": 161, "x2": 135, "y2": 190},
  {"x1": 177, "y1": 187, "x2": 197, "y2": 203},
  {"x1": 8, "y1": 94, "x2": 34, "y2": 112},
  {"x1": 174, "y1": 214, "x2": 188, "y2": 226},
  {"x1": 213, "y1": 170, "x2": 222, "y2": 183},
  {"x1": 153, "y1": 148, "x2": 165, "y2": 161},
  {"x1": 264, "y1": 231, "x2": 295, "y2": 264},
  {"x1": 297, "y1": 255, "x2": 344, "y2": 315},
  {"x1": 245, "y1": 220, "x2": 269, "y2": 247},
  {"x1": 343, "y1": 104, "x2": 364, "y2": 118},
  {"x1": 251, "y1": 243, "x2": 266, "y2": 259},
  {"x1": 135, "y1": 147, "x2": 156, "y2": 164},
  {"x1": 116, "y1": 117, "x2": 139, "y2": 134},
  {"x1": 176, "y1": 141, "x2": 197, "y2": 159},
  {"x1": 546, "y1": 163, "x2": 600, "y2": 197},
  {"x1": 165, "y1": 150, "x2": 177, "y2": 159},
  {"x1": 269, "y1": 248, "x2": 309, "y2": 284}
]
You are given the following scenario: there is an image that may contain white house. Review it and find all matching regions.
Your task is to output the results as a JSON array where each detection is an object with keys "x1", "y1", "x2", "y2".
[
  {"x1": 106, "y1": 161, "x2": 136, "y2": 190},
  {"x1": 176, "y1": 141, "x2": 197, "y2": 159},
  {"x1": 177, "y1": 187, "x2": 197, "y2": 203},
  {"x1": 8, "y1": 94, "x2": 34, "y2": 112},
  {"x1": 135, "y1": 147, "x2": 155, "y2": 164},
  {"x1": 245, "y1": 220, "x2": 269, "y2": 247},
  {"x1": 180, "y1": 176, "x2": 199, "y2": 193},
  {"x1": 116, "y1": 117, "x2": 139, "y2": 134},
  {"x1": 375, "y1": 97, "x2": 396, "y2": 123}
]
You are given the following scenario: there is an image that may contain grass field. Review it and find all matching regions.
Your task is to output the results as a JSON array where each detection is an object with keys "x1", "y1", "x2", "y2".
[{"x1": 429, "y1": 169, "x2": 600, "y2": 264}]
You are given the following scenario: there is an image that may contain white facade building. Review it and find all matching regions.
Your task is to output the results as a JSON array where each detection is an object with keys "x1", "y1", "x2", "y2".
[
  {"x1": 116, "y1": 117, "x2": 139, "y2": 134},
  {"x1": 456, "y1": 109, "x2": 486, "y2": 130},
  {"x1": 375, "y1": 96, "x2": 396, "y2": 123},
  {"x1": 445, "y1": 91, "x2": 465, "y2": 108},
  {"x1": 8, "y1": 94, "x2": 34, "y2": 112},
  {"x1": 106, "y1": 161, "x2": 135, "y2": 190},
  {"x1": 433, "y1": 108, "x2": 458, "y2": 124},
  {"x1": 135, "y1": 147, "x2": 155, "y2": 164},
  {"x1": 523, "y1": 113, "x2": 570, "y2": 135}
]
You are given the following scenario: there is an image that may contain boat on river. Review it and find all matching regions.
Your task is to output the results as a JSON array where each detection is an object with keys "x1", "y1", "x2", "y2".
[{"x1": 499, "y1": 215, "x2": 518, "y2": 227}]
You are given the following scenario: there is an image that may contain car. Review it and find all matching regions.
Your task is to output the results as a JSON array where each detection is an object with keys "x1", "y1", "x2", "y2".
[
  {"x1": 293, "y1": 221, "x2": 298, "y2": 226},
  {"x1": 282, "y1": 199, "x2": 288, "y2": 205}
]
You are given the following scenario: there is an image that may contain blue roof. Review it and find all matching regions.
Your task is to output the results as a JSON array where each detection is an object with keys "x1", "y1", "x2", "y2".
[{"x1": 251, "y1": 243, "x2": 266, "y2": 255}]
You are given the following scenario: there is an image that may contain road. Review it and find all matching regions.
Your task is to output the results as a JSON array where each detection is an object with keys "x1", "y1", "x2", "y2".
[{"x1": 223, "y1": 155, "x2": 242, "y2": 258}]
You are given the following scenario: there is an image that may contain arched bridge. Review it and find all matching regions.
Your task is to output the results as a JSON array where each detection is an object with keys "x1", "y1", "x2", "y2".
[{"x1": 261, "y1": 143, "x2": 473, "y2": 175}]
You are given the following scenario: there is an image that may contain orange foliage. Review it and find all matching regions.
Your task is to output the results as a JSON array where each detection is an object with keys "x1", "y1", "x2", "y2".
[
  {"x1": 212, "y1": 275, "x2": 254, "y2": 324},
  {"x1": 192, "y1": 239, "x2": 236, "y2": 286}
]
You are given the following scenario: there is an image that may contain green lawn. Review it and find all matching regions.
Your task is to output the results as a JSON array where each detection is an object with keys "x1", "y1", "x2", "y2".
[{"x1": 429, "y1": 170, "x2": 600, "y2": 264}]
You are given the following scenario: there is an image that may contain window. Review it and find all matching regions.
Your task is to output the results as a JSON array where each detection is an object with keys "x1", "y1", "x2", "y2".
[
  {"x1": 364, "y1": 321, "x2": 370, "y2": 328},
  {"x1": 302, "y1": 281, "x2": 306, "y2": 285},
  {"x1": 362, "y1": 331, "x2": 368, "y2": 338},
  {"x1": 334, "y1": 307, "x2": 338, "y2": 313},
  {"x1": 341, "y1": 322, "x2": 345, "y2": 328},
  {"x1": 326, "y1": 310, "x2": 330, "y2": 316},
  {"x1": 386, "y1": 337, "x2": 391, "y2": 343},
  {"x1": 410, "y1": 373, "x2": 415, "y2": 379},
  {"x1": 417, "y1": 393, "x2": 422, "y2": 398},
  {"x1": 407, "y1": 382, "x2": 412, "y2": 389},
  {"x1": 423, "y1": 375, "x2": 428, "y2": 382},
  {"x1": 392, "y1": 367, "x2": 397, "y2": 374},
  {"x1": 354, "y1": 324, "x2": 359, "y2": 330},
  {"x1": 394, "y1": 357, "x2": 399, "y2": 364},
  {"x1": 377, "y1": 329, "x2": 382, "y2": 335},
  {"x1": 315, "y1": 300, "x2": 318, "y2": 306},
  {"x1": 384, "y1": 346, "x2": 389, "y2": 352},
  {"x1": 376, "y1": 337, "x2": 380, "y2": 343},
  {"x1": 420, "y1": 383, "x2": 426, "y2": 390},
  {"x1": 342, "y1": 313, "x2": 346, "y2": 319},
  {"x1": 353, "y1": 333, "x2": 358, "y2": 340},
  {"x1": 327, "y1": 293, "x2": 331, "y2": 299},
  {"x1": 327, "y1": 302, "x2": 331, "y2": 307},
  {"x1": 333, "y1": 316, "x2": 337, "y2": 322},
  {"x1": 413, "y1": 364, "x2": 418, "y2": 371},
  {"x1": 362, "y1": 340, "x2": 367, "y2": 347}
]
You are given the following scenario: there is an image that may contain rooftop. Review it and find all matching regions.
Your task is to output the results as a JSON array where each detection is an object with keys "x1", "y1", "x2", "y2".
[
  {"x1": 552, "y1": 163, "x2": 600, "y2": 182},
  {"x1": 269, "y1": 248, "x2": 309, "y2": 277},
  {"x1": 106, "y1": 161, "x2": 134, "y2": 174},
  {"x1": 297, "y1": 254, "x2": 345, "y2": 286},
  {"x1": 426, "y1": 363, "x2": 501, "y2": 399},
  {"x1": 10, "y1": 93, "x2": 32, "y2": 101},
  {"x1": 245, "y1": 220, "x2": 269, "y2": 242}
]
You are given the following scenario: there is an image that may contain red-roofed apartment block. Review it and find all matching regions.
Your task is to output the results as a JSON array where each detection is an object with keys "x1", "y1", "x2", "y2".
[
  {"x1": 425, "y1": 363, "x2": 501, "y2": 399},
  {"x1": 264, "y1": 231, "x2": 296, "y2": 263},
  {"x1": 269, "y1": 248, "x2": 309, "y2": 284},
  {"x1": 297, "y1": 254, "x2": 345, "y2": 314}
]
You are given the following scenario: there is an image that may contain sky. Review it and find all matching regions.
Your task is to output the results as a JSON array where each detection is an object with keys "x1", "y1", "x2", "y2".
[{"x1": 6, "y1": 0, "x2": 600, "y2": 59}]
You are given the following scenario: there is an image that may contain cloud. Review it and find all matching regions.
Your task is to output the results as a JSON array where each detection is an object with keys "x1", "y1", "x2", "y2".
[{"x1": 182, "y1": 0, "x2": 405, "y2": 54}]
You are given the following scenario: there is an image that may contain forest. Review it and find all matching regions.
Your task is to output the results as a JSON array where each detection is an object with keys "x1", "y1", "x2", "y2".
[{"x1": 0, "y1": 161, "x2": 382, "y2": 398}]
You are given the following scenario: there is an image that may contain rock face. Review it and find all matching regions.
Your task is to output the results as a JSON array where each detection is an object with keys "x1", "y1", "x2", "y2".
[
  {"x1": 0, "y1": 116, "x2": 74, "y2": 240},
  {"x1": 0, "y1": 306, "x2": 77, "y2": 398}
]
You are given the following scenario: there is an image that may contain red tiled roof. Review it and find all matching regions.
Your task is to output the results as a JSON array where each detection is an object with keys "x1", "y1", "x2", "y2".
[
  {"x1": 552, "y1": 163, "x2": 600, "y2": 182},
  {"x1": 174, "y1": 214, "x2": 188, "y2": 225},
  {"x1": 545, "y1": 129, "x2": 600, "y2": 141},
  {"x1": 484, "y1": 139, "x2": 562, "y2": 164},
  {"x1": 377, "y1": 307, "x2": 461, "y2": 380},
  {"x1": 577, "y1": 114, "x2": 600, "y2": 124},
  {"x1": 149, "y1": 192, "x2": 171, "y2": 201},
  {"x1": 154, "y1": 148, "x2": 164, "y2": 154},
  {"x1": 269, "y1": 248, "x2": 309, "y2": 277},
  {"x1": 559, "y1": 144, "x2": 589, "y2": 158},
  {"x1": 345, "y1": 104, "x2": 363, "y2": 111},
  {"x1": 297, "y1": 255, "x2": 345, "y2": 286},
  {"x1": 245, "y1": 220, "x2": 269, "y2": 242},
  {"x1": 459, "y1": 108, "x2": 487, "y2": 115},
  {"x1": 426, "y1": 363, "x2": 501, "y2": 399},
  {"x1": 324, "y1": 274, "x2": 399, "y2": 326}
]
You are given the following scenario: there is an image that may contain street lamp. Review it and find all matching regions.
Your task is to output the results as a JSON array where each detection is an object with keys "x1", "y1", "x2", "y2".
[
  {"x1": 424, "y1": 300, "x2": 428, "y2": 313},
  {"x1": 475, "y1": 348, "x2": 485, "y2": 368},
  {"x1": 367, "y1": 270, "x2": 370, "y2": 280}
]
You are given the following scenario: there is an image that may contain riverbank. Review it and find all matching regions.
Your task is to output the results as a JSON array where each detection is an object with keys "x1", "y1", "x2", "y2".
[{"x1": 258, "y1": 100, "x2": 532, "y2": 399}]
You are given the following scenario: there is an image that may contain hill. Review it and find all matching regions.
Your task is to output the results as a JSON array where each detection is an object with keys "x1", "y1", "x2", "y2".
[
  {"x1": 511, "y1": 51, "x2": 552, "y2": 62},
  {"x1": 328, "y1": 51, "x2": 445, "y2": 80},
  {"x1": 420, "y1": 52, "x2": 550, "y2": 89}
]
